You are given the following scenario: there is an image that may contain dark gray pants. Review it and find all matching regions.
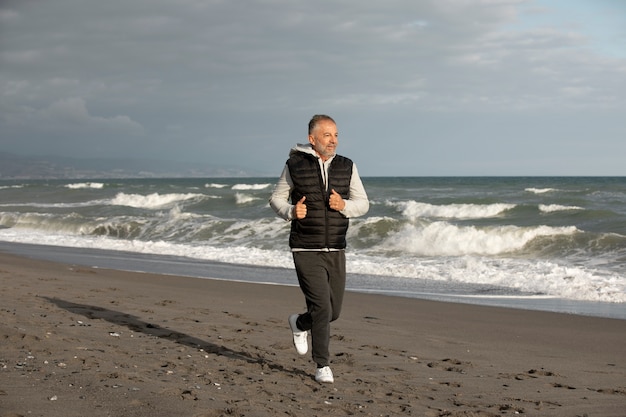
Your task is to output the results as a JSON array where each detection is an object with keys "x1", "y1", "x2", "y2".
[{"x1": 292, "y1": 250, "x2": 346, "y2": 367}]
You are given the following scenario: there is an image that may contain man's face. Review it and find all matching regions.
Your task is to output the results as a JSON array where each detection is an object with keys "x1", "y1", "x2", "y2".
[{"x1": 308, "y1": 120, "x2": 338, "y2": 161}]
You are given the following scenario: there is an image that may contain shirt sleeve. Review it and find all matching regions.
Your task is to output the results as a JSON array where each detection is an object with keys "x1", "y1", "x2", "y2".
[
  {"x1": 270, "y1": 161, "x2": 370, "y2": 220},
  {"x1": 340, "y1": 163, "x2": 369, "y2": 218},
  {"x1": 269, "y1": 164, "x2": 294, "y2": 221}
]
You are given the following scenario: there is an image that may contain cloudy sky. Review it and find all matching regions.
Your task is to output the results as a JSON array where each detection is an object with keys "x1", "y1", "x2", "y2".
[{"x1": 1, "y1": 0, "x2": 625, "y2": 176}]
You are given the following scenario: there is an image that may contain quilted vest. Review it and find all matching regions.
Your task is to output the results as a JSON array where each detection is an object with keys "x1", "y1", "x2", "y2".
[{"x1": 287, "y1": 152, "x2": 353, "y2": 249}]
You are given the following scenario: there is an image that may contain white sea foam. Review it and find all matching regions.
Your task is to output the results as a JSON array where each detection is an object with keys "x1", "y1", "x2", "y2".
[
  {"x1": 383, "y1": 222, "x2": 579, "y2": 256},
  {"x1": 2, "y1": 176, "x2": 624, "y2": 309},
  {"x1": 391, "y1": 201, "x2": 515, "y2": 220},
  {"x1": 109, "y1": 192, "x2": 204, "y2": 209},
  {"x1": 65, "y1": 182, "x2": 105, "y2": 189},
  {"x1": 0, "y1": 185, "x2": 24, "y2": 190},
  {"x1": 348, "y1": 254, "x2": 626, "y2": 303},
  {"x1": 539, "y1": 204, "x2": 584, "y2": 213},
  {"x1": 235, "y1": 193, "x2": 260, "y2": 205},
  {"x1": 0, "y1": 228, "x2": 623, "y2": 303},
  {"x1": 231, "y1": 183, "x2": 271, "y2": 190},
  {"x1": 526, "y1": 187, "x2": 558, "y2": 194},
  {"x1": 168, "y1": 205, "x2": 200, "y2": 220},
  {"x1": 0, "y1": 200, "x2": 109, "y2": 209},
  {"x1": 215, "y1": 218, "x2": 286, "y2": 244},
  {"x1": 0, "y1": 212, "x2": 85, "y2": 234},
  {"x1": 0, "y1": 228, "x2": 294, "y2": 271}
]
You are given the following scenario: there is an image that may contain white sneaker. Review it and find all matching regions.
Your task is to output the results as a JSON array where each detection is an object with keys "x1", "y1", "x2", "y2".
[
  {"x1": 288, "y1": 314, "x2": 308, "y2": 355},
  {"x1": 315, "y1": 366, "x2": 334, "y2": 383}
]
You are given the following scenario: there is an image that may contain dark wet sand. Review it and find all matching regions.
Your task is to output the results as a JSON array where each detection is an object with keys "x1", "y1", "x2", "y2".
[{"x1": 1, "y1": 252, "x2": 625, "y2": 416}]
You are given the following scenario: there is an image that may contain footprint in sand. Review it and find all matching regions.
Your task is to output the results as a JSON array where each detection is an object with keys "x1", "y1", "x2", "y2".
[{"x1": 427, "y1": 358, "x2": 471, "y2": 373}]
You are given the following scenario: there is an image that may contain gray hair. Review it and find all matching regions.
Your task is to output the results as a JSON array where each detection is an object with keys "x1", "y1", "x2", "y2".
[{"x1": 308, "y1": 114, "x2": 336, "y2": 135}]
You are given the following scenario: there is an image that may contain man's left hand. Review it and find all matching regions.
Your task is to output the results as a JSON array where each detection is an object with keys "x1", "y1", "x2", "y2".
[{"x1": 329, "y1": 189, "x2": 346, "y2": 211}]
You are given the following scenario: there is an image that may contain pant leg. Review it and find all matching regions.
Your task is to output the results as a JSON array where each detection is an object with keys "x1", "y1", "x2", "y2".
[
  {"x1": 327, "y1": 250, "x2": 346, "y2": 322},
  {"x1": 292, "y1": 251, "x2": 346, "y2": 367}
]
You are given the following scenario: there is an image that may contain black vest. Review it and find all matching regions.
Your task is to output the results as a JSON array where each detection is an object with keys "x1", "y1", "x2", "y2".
[{"x1": 287, "y1": 152, "x2": 353, "y2": 249}]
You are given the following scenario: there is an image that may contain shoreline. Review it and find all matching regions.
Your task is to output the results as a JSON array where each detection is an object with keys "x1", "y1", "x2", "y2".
[
  {"x1": 1, "y1": 241, "x2": 624, "y2": 320},
  {"x1": 1, "y1": 250, "x2": 625, "y2": 416}
]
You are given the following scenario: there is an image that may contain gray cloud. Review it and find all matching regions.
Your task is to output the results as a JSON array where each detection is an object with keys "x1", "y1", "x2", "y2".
[{"x1": 1, "y1": 0, "x2": 625, "y2": 175}]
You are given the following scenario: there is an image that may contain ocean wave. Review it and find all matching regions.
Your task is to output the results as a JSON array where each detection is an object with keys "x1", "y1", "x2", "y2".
[
  {"x1": 65, "y1": 182, "x2": 105, "y2": 189},
  {"x1": 0, "y1": 212, "x2": 87, "y2": 234},
  {"x1": 392, "y1": 201, "x2": 515, "y2": 219},
  {"x1": 205, "y1": 183, "x2": 228, "y2": 189},
  {"x1": 539, "y1": 204, "x2": 584, "y2": 213},
  {"x1": 525, "y1": 187, "x2": 559, "y2": 194},
  {"x1": 1, "y1": 228, "x2": 623, "y2": 303},
  {"x1": 0, "y1": 185, "x2": 24, "y2": 190},
  {"x1": 235, "y1": 193, "x2": 260, "y2": 205},
  {"x1": 90, "y1": 220, "x2": 145, "y2": 239},
  {"x1": 2, "y1": 176, "x2": 625, "y2": 308},
  {"x1": 381, "y1": 222, "x2": 579, "y2": 256},
  {"x1": 0, "y1": 200, "x2": 111, "y2": 209},
  {"x1": 348, "y1": 254, "x2": 626, "y2": 303},
  {"x1": 231, "y1": 183, "x2": 271, "y2": 190},
  {"x1": 109, "y1": 192, "x2": 205, "y2": 209}
]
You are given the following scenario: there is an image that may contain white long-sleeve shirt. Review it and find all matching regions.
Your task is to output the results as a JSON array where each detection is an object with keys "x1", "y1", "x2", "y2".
[{"x1": 269, "y1": 144, "x2": 369, "y2": 222}]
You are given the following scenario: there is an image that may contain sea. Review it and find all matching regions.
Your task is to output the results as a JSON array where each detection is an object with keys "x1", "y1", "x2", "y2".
[{"x1": 1, "y1": 176, "x2": 625, "y2": 319}]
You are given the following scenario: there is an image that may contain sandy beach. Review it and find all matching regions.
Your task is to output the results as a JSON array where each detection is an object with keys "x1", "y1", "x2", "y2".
[{"x1": 1, "y1": 251, "x2": 625, "y2": 417}]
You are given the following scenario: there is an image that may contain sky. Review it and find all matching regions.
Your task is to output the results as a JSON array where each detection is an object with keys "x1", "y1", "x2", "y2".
[{"x1": 1, "y1": 0, "x2": 625, "y2": 176}]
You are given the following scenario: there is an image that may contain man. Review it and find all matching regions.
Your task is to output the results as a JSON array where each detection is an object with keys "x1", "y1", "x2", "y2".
[{"x1": 269, "y1": 114, "x2": 369, "y2": 383}]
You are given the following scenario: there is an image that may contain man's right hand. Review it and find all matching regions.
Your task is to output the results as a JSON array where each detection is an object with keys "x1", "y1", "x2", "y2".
[{"x1": 293, "y1": 196, "x2": 307, "y2": 219}]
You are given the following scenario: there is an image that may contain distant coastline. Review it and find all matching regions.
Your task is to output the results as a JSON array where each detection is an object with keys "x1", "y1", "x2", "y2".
[{"x1": 0, "y1": 152, "x2": 262, "y2": 179}]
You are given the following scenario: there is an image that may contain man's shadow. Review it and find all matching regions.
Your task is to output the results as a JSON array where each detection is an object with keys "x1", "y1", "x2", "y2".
[{"x1": 43, "y1": 297, "x2": 307, "y2": 378}]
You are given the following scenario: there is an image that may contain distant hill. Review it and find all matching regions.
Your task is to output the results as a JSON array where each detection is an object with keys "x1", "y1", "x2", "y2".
[{"x1": 0, "y1": 152, "x2": 255, "y2": 179}]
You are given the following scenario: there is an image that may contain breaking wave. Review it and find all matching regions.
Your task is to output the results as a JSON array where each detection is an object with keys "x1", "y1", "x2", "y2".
[{"x1": 109, "y1": 192, "x2": 205, "y2": 209}]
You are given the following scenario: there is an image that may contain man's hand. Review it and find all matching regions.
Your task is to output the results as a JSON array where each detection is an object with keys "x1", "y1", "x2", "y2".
[
  {"x1": 329, "y1": 189, "x2": 345, "y2": 211},
  {"x1": 293, "y1": 196, "x2": 307, "y2": 219}
]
